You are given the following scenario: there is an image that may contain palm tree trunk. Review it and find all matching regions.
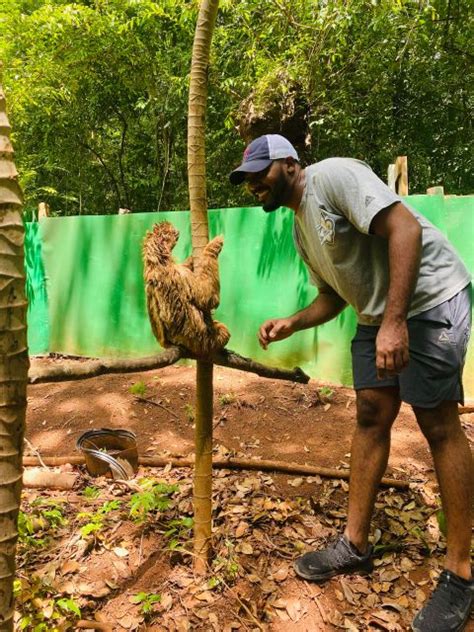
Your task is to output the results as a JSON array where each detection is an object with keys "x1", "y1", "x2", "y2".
[
  {"x1": 0, "y1": 87, "x2": 29, "y2": 630},
  {"x1": 187, "y1": 0, "x2": 219, "y2": 573}
]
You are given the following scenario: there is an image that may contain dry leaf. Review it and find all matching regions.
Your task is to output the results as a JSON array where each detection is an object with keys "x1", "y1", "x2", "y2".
[
  {"x1": 261, "y1": 579, "x2": 277, "y2": 594},
  {"x1": 381, "y1": 600, "x2": 405, "y2": 613},
  {"x1": 275, "y1": 608, "x2": 290, "y2": 621},
  {"x1": 235, "y1": 521, "x2": 249, "y2": 538},
  {"x1": 335, "y1": 589, "x2": 344, "y2": 601},
  {"x1": 176, "y1": 616, "x2": 191, "y2": 632},
  {"x1": 77, "y1": 580, "x2": 110, "y2": 597},
  {"x1": 272, "y1": 567, "x2": 289, "y2": 582},
  {"x1": 161, "y1": 592, "x2": 173, "y2": 610},
  {"x1": 113, "y1": 546, "x2": 129, "y2": 558},
  {"x1": 400, "y1": 557, "x2": 414, "y2": 572},
  {"x1": 286, "y1": 597, "x2": 304, "y2": 622},
  {"x1": 288, "y1": 477, "x2": 304, "y2": 487},
  {"x1": 379, "y1": 569, "x2": 401, "y2": 582},
  {"x1": 60, "y1": 560, "x2": 80, "y2": 575},
  {"x1": 340, "y1": 579, "x2": 357, "y2": 605},
  {"x1": 117, "y1": 613, "x2": 141, "y2": 630},
  {"x1": 195, "y1": 591, "x2": 214, "y2": 603}
]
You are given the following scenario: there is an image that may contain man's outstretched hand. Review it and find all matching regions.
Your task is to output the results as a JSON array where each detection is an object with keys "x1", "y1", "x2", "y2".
[
  {"x1": 375, "y1": 320, "x2": 409, "y2": 379},
  {"x1": 258, "y1": 318, "x2": 295, "y2": 350}
]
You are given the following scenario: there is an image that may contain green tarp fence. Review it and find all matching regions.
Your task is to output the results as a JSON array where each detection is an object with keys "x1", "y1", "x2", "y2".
[{"x1": 25, "y1": 194, "x2": 474, "y2": 399}]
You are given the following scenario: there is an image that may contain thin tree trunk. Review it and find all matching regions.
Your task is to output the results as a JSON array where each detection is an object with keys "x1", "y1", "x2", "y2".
[
  {"x1": 187, "y1": 0, "x2": 219, "y2": 572},
  {"x1": 188, "y1": 0, "x2": 219, "y2": 257},
  {"x1": 0, "y1": 86, "x2": 29, "y2": 630},
  {"x1": 193, "y1": 360, "x2": 214, "y2": 570}
]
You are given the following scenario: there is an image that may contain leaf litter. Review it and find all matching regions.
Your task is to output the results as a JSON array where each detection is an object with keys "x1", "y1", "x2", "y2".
[
  {"x1": 21, "y1": 368, "x2": 474, "y2": 630},
  {"x1": 17, "y1": 446, "x2": 470, "y2": 631}
]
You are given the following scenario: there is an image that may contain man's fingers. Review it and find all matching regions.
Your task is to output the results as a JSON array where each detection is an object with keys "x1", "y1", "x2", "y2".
[
  {"x1": 258, "y1": 333, "x2": 269, "y2": 350},
  {"x1": 258, "y1": 319, "x2": 293, "y2": 349},
  {"x1": 376, "y1": 348, "x2": 410, "y2": 379},
  {"x1": 268, "y1": 323, "x2": 283, "y2": 339},
  {"x1": 258, "y1": 321, "x2": 277, "y2": 349}
]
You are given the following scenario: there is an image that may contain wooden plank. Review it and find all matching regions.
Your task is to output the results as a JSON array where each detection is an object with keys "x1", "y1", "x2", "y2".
[
  {"x1": 395, "y1": 156, "x2": 408, "y2": 195},
  {"x1": 426, "y1": 186, "x2": 444, "y2": 195}
]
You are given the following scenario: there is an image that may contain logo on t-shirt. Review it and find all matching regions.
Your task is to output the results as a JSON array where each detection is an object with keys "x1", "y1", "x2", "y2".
[{"x1": 316, "y1": 209, "x2": 335, "y2": 246}]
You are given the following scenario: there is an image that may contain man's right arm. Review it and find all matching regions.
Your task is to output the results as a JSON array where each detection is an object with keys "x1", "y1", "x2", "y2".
[{"x1": 258, "y1": 288, "x2": 346, "y2": 349}]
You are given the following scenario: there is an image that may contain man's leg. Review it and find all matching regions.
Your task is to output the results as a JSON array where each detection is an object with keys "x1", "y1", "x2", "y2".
[
  {"x1": 294, "y1": 385, "x2": 400, "y2": 582},
  {"x1": 413, "y1": 400, "x2": 473, "y2": 580},
  {"x1": 344, "y1": 386, "x2": 401, "y2": 553}
]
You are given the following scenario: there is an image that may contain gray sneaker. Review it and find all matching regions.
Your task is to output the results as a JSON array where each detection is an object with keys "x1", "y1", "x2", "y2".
[
  {"x1": 412, "y1": 570, "x2": 474, "y2": 632},
  {"x1": 294, "y1": 535, "x2": 373, "y2": 582}
]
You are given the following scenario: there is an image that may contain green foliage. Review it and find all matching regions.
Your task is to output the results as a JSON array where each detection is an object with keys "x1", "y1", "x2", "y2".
[
  {"x1": 18, "y1": 510, "x2": 46, "y2": 549},
  {"x1": 56, "y1": 598, "x2": 81, "y2": 618},
  {"x1": 0, "y1": 0, "x2": 472, "y2": 218},
  {"x1": 318, "y1": 386, "x2": 334, "y2": 400},
  {"x1": 164, "y1": 516, "x2": 193, "y2": 550},
  {"x1": 14, "y1": 577, "x2": 81, "y2": 631},
  {"x1": 129, "y1": 381, "x2": 147, "y2": 396},
  {"x1": 218, "y1": 392, "x2": 237, "y2": 406},
  {"x1": 82, "y1": 485, "x2": 101, "y2": 499},
  {"x1": 18, "y1": 500, "x2": 67, "y2": 549},
  {"x1": 78, "y1": 499, "x2": 122, "y2": 538},
  {"x1": 436, "y1": 508, "x2": 447, "y2": 537},
  {"x1": 184, "y1": 403, "x2": 195, "y2": 422},
  {"x1": 211, "y1": 539, "x2": 241, "y2": 583},
  {"x1": 131, "y1": 591, "x2": 161, "y2": 617},
  {"x1": 129, "y1": 478, "x2": 179, "y2": 522}
]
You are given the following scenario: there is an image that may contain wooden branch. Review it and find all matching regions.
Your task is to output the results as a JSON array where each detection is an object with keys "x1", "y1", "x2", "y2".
[
  {"x1": 28, "y1": 348, "x2": 184, "y2": 383},
  {"x1": 76, "y1": 621, "x2": 113, "y2": 632},
  {"x1": 23, "y1": 468, "x2": 78, "y2": 489},
  {"x1": 22, "y1": 454, "x2": 408, "y2": 490},
  {"x1": 210, "y1": 348, "x2": 310, "y2": 384},
  {"x1": 28, "y1": 347, "x2": 310, "y2": 385}
]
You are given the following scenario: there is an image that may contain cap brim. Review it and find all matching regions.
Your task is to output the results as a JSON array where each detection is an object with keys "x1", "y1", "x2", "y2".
[{"x1": 229, "y1": 159, "x2": 273, "y2": 185}]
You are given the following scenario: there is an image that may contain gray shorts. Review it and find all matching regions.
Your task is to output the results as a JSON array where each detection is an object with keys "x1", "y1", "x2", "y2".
[{"x1": 351, "y1": 284, "x2": 472, "y2": 408}]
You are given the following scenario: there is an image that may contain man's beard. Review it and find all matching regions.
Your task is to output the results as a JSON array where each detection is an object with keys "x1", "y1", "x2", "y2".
[{"x1": 262, "y1": 173, "x2": 288, "y2": 213}]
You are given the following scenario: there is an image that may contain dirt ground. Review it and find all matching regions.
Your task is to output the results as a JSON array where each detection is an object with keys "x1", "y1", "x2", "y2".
[{"x1": 20, "y1": 358, "x2": 474, "y2": 631}]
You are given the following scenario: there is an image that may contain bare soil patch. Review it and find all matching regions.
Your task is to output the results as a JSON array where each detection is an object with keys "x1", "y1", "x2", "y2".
[{"x1": 20, "y1": 358, "x2": 474, "y2": 631}]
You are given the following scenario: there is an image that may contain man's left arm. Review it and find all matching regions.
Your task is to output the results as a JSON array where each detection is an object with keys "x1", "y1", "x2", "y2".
[{"x1": 370, "y1": 202, "x2": 422, "y2": 379}]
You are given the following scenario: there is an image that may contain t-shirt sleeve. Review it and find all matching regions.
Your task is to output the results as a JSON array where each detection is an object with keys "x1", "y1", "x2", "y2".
[{"x1": 314, "y1": 159, "x2": 402, "y2": 234}]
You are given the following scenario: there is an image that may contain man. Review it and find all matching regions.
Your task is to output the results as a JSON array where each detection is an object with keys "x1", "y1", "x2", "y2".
[{"x1": 229, "y1": 134, "x2": 473, "y2": 632}]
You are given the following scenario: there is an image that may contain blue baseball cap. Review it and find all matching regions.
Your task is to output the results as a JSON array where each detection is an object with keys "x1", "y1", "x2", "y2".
[{"x1": 229, "y1": 134, "x2": 299, "y2": 185}]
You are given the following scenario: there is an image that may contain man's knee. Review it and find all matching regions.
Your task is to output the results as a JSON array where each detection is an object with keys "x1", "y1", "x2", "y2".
[
  {"x1": 413, "y1": 402, "x2": 460, "y2": 445},
  {"x1": 356, "y1": 388, "x2": 400, "y2": 431}
]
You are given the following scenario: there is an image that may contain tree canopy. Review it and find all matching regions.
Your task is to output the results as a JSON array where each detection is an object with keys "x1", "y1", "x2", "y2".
[{"x1": 0, "y1": 0, "x2": 472, "y2": 216}]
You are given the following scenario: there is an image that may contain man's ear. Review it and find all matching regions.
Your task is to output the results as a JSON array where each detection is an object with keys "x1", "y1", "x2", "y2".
[{"x1": 285, "y1": 156, "x2": 298, "y2": 175}]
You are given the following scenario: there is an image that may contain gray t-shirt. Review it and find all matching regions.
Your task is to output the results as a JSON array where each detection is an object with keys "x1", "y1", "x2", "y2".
[{"x1": 293, "y1": 158, "x2": 471, "y2": 325}]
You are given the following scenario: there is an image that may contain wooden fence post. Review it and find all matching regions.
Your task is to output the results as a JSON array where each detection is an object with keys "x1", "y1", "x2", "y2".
[
  {"x1": 426, "y1": 186, "x2": 444, "y2": 195},
  {"x1": 387, "y1": 156, "x2": 408, "y2": 195},
  {"x1": 38, "y1": 202, "x2": 50, "y2": 219}
]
